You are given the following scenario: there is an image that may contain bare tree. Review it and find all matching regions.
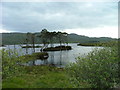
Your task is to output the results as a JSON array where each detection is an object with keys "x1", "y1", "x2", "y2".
[
  {"x1": 56, "y1": 32, "x2": 68, "y2": 46},
  {"x1": 31, "y1": 33, "x2": 35, "y2": 53}
]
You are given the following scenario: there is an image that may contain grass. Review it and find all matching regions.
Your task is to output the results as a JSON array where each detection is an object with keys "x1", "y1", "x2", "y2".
[{"x1": 2, "y1": 66, "x2": 74, "y2": 88}]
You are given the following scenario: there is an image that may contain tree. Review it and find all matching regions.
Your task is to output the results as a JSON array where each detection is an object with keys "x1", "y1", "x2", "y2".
[
  {"x1": 56, "y1": 32, "x2": 62, "y2": 46},
  {"x1": 38, "y1": 29, "x2": 49, "y2": 46},
  {"x1": 25, "y1": 32, "x2": 31, "y2": 54},
  {"x1": 31, "y1": 33, "x2": 35, "y2": 53},
  {"x1": 56, "y1": 32, "x2": 68, "y2": 46},
  {"x1": 47, "y1": 31, "x2": 57, "y2": 47},
  {"x1": 26, "y1": 32, "x2": 36, "y2": 53},
  {"x1": 38, "y1": 30, "x2": 68, "y2": 49},
  {"x1": 62, "y1": 32, "x2": 68, "y2": 46}
]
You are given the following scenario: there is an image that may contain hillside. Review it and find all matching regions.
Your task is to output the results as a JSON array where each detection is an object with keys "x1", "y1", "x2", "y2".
[
  {"x1": 67, "y1": 33, "x2": 116, "y2": 43},
  {"x1": 1, "y1": 33, "x2": 116, "y2": 45}
]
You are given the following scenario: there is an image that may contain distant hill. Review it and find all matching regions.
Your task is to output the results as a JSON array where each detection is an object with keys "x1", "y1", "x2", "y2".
[
  {"x1": 67, "y1": 33, "x2": 116, "y2": 43},
  {"x1": 1, "y1": 33, "x2": 117, "y2": 45}
]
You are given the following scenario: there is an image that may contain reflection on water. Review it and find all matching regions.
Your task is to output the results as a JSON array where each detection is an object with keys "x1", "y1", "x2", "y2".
[{"x1": 3, "y1": 43, "x2": 102, "y2": 67}]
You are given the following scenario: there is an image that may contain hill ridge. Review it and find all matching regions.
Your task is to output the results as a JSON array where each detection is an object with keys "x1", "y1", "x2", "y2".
[{"x1": 1, "y1": 33, "x2": 116, "y2": 45}]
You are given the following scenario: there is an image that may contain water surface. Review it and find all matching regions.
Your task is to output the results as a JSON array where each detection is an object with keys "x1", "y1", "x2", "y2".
[{"x1": 3, "y1": 43, "x2": 101, "y2": 67}]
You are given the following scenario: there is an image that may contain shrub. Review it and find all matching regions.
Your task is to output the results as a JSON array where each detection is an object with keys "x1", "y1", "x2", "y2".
[
  {"x1": 1, "y1": 49, "x2": 25, "y2": 79},
  {"x1": 66, "y1": 42, "x2": 119, "y2": 88}
]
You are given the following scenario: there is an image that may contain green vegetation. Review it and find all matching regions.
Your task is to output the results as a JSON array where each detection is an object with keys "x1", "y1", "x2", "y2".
[
  {"x1": 2, "y1": 41, "x2": 119, "y2": 88},
  {"x1": 2, "y1": 49, "x2": 73, "y2": 88},
  {"x1": 32, "y1": 52, "x2": 49, "y2": 60},
  {"x1": 43, "y1": 46, "x2": 72, "y2": 51},
  {"x1": 19, "y1": 52, "x2": 49, "y2": 63},
  {"x1": 1, "y1": 33, "x2": 116, "y2": 45},
  {"x1": 37, "y1": 29, "x2": 68, "y2": 49},
  {"x1": 77, "y1": 42, "x2": 110, "y2": 46},
  {"x1": 2, "y1": 66, "x2": 74, "y2": 88},
  {"x1": 66, "y1": 41, "x2": 119, "y2": 88},
  {"x1": 77, "y1": 43, "x2": 102, "y2": 46},
  {"x1": 25, "y1": 32, "x2": 36, "y2": 52},
  {"x1": 77, "y1": 40, "x2": 118, "y2": 47},
  {"x1": 2, "y1": 49, "x2": 25, "y2": 79}
]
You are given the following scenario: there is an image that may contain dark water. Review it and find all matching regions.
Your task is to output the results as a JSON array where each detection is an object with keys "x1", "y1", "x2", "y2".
[{"x1": 3, "y1": 43, "x2": 101, "y2": 67}]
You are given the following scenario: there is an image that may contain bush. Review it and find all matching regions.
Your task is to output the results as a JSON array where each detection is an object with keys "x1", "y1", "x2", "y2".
[
  {"x1": 66, "y1": 42, "x2": 119, "y2": 88},
  {"x1": 1, "y1": 49, "x2": 25, "y2": 79}
]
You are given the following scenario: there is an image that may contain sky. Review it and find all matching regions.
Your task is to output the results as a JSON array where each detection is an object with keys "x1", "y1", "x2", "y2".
[{"x1": 0, "y1": 0, "x2": 119, "y2": 38}]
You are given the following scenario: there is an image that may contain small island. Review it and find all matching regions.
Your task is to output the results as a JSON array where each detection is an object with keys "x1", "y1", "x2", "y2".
[
  {"x1": 77, "y1": 40, "x2": 109, "y2": 46},
  {"x1": 43, "y1": 45, "x2": 72, "y2": 51},
  {"x1": 20, "y1": 52, "x2": 49, "y2": 63},
  {"x1": 77, "y1": 42, "x2": 110, "y2": 47},
  {"x1": 0, "y1": 44, "x2": 6, "y2": 47},
  {"x1": 77, "y1": 43, "x2": 100, "y2": 46},
  {"x1": 21, "y1": 45, "x2": 42, "y2": 48}
]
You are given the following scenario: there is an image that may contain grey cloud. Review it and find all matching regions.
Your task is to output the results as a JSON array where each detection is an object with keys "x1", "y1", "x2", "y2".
[{"x1": 2, "y1": 2, "x2": 118, "y2": 32}]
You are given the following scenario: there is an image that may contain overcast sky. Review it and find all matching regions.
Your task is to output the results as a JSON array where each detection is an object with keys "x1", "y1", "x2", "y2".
[{"x1": 0, "y1": 1, "x2": 118, "y2": 38}]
